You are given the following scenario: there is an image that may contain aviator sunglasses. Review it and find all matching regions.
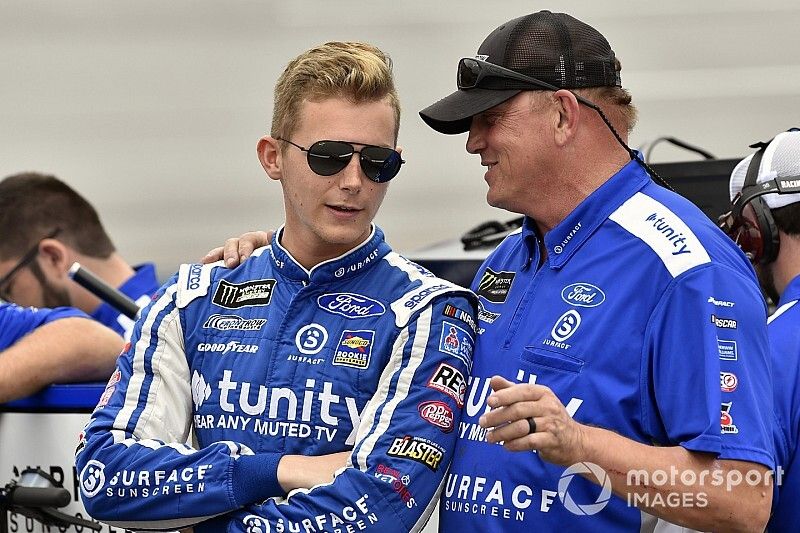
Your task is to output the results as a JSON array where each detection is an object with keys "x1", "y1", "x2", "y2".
[{"x1": 277, "y1": 138, "x2": 404, "y2": 183}]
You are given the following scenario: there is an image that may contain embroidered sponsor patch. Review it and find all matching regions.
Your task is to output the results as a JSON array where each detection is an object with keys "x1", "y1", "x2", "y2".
[
  {"x1": 295, "y1": 324, "x2": 328, "y2": 355},
  {"x1": 427, "y1": 363, "x2": 466, "y2": 407},
  {"x1": 96, "y1": 369, "x2": 122, "y2": 409},
  {"x1": 333, "y1": 330, "x2": 374, "y2": 369},
  {"x1": 317, "y1": 293, "x2": 386, "y2": 318},
  {"x1": 212, "y1": 279, "x2": 276, "y2": 309},
  {"x1": 720, "y1": 372, "x2": 738, "y2": 393},
  {"x1": 443, "y1": 304, "x2": 477, "y2": 334},
  {"x1": 721, "y1": 402, "x2": 738, "y2": 434},
  {"x1": 418, "y1": 400, "x2": 454, "y2": 432},
  {"x1": 387, "y1": 435, "x2": 445, "y2": 471},
  {"x1": 476, "y1": 268, "x2": 515, "y2": 303},
  {"x1": 439, "y1": 321, "x2": 474, "y2": 368},
  {"x1": 477, "y1": 300, "x2": 500, "y2": 324},
  {"x1": 711, "y1": 314, "x2": 737, "y2": 329},
  {"x1": 202, "y1": 314, "x2": 267, "y2": 331},
  {"x1": 561, "y1": 282, "x2": 605, "y2": 308},
  {"x1": 718, "y1": 339, "x2": 738, "y2": 361}
]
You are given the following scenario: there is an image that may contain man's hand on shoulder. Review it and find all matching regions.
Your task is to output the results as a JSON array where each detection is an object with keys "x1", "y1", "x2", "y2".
[{"x1": 201, "y1": 230, "x2": 273, "y2": 268}]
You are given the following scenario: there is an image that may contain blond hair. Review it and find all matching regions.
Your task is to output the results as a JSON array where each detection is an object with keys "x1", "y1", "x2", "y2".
[{"x1": 271, "y1": 41, "x2": 401, "y2": 143}]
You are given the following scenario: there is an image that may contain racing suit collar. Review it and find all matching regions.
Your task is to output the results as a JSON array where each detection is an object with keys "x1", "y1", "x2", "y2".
[
  {"x1": 537, "y1": 158, "x2": 651, "y2": 270},
  {"x1": 269, "y1": 225, "x2": 391, "y2": 283},
  {"x1": 778, "y1": 274, "x2": 800, "y2": 307}
]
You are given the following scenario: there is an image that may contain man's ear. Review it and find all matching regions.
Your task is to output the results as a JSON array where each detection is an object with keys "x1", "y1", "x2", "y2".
[
  {"x1": 257, "y1": 136, "x2": 282, "y2": 181},
  {"x1": 37, "y1": 238, "x2": 72, "y2": 280},
  {"x1": 552, "y1": 89, "x2": 581, "y2": 147}
]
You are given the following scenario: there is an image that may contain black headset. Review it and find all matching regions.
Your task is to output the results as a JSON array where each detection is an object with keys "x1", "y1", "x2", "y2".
[{"x1": 720, "y1": 130, "x2": 800, "y2": 265}]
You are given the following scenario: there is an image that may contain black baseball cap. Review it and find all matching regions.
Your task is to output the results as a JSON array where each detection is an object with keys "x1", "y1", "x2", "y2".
[{"x1": 420, "y1": 11, "x2": 621, "y2": 134}]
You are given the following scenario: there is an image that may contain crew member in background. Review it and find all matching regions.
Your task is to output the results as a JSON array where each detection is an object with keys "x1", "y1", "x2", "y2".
[
  {"x1": 0, "y1": 302, "x2": 121, "y2": 403},
  {"x1": 76, "y1": 41, "x2": 476, "y2": 532},
  {"x1": 722, "y1": 129, "x2": 800, "y2": 530},
  {"x1": 0, "y1": 172, "x2": 159, "y2": 339}
]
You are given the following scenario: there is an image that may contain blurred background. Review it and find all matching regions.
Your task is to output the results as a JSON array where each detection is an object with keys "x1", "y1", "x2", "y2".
[{"x1": 2, "y1": 0, "x2": 799, "y2": 281}]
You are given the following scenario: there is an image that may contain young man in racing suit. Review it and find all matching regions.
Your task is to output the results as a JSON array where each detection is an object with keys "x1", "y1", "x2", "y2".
[{"x1": 75, "y1": 41, "x2": 477, "y2": 532}]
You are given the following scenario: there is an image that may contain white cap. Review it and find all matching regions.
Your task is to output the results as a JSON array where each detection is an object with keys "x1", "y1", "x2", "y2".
[{"x1": 729, "y1": 130, "x2": 800, "y2": 209}]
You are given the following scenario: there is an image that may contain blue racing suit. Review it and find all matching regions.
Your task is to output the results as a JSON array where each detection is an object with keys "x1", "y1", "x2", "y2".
[
  {"x1": 75, "y1": 227, "x2": 477, "y2": 532},
  {"x1": 0, "y1": 302, "x2": 85, "y2": 350},
  {"x1": 90, "y1": 263, "x2": 159, "y2": 340},
  {"x1": 439, "y1": 160, "x2": 774, "y2": 531},
  {"x1": 767, "y1": 274, "x2": 800, "y2": 531}
]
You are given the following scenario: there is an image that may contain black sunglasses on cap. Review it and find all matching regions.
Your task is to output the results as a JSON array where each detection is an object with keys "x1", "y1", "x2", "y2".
[
  {"x1": 277, "y1": 138, "x2": 404, "y2": 183},
  {"x1": 457, "y1": 57, "x2": 600, "y2": 111},
  {"x1": 456, "y1": 57, "x2": 674, "y2": 192}
]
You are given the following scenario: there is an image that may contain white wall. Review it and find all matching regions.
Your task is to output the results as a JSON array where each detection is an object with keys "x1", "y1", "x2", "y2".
[{"x1": 2, "y1": 0, "x2": 798, "y2": 280}]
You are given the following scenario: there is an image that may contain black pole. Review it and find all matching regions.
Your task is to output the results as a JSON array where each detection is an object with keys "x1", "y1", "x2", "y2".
[{"x1": 68, "y1": 263, "x2": 141, "y2": 319}]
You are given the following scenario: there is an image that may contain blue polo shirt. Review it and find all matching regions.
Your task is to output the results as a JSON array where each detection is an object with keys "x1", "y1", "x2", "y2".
[
  {"x1": 767, "y1": 274, "x2": 800, "y2": 531},
  {"x1": 89, "y1": 263, "x2": 159, "y2": 339},
  {"x1": 0, "y1": 303, "x2": 86, "y2": 351},
  {"x1": 439, "y1": 160, "x2": 774, "y2": 531}
]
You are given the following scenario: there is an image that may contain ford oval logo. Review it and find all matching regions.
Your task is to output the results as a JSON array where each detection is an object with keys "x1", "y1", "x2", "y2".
[
  {"x1": 561, "y1": 283, "x2": 605, "y2": 308},
  {"x1": 317, "y1": 292, "x2": 386, "y2": 319}
]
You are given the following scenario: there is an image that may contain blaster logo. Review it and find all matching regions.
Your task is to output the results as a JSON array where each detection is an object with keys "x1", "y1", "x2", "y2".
[{"x1": 387, "y1": 436, "x2": 445, "y2": 471}]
